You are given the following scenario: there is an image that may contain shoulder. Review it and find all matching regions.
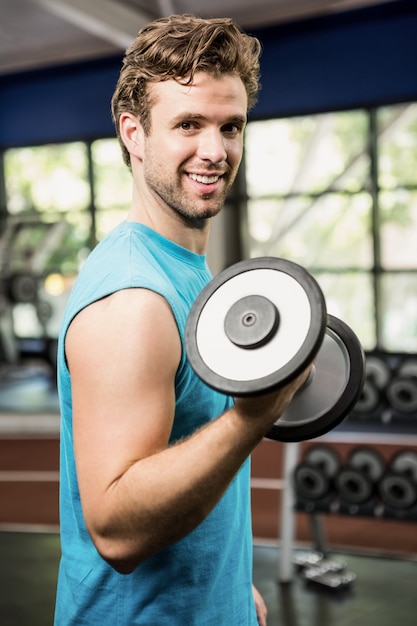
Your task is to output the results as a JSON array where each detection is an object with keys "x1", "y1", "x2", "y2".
[
  {"x1": 69, "y1": 287, "x2": 177, "y2": 339},
  {"x1": 66, "y1": 288, "x2": 181, "y2": 374}
]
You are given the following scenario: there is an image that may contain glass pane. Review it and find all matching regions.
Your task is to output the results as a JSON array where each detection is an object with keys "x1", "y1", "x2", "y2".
[
  {"x1": 245, "y1": 110, "x2": 369, "y2": 197},
  {"x1": 380, "y1": 190, "x2": 417, "y2": 269},
  {"x1": 378, "y1": 103, "x2": 417, "y2": 188},
  {"x1": 92, "y1": 139, "x2": 131, "y2": 211},
  {"x1": 314, "y1": 272, "x2": 375, "y2": 352},
  {"x1": 51, "y1": 212, "x2": 92, "y2": 275},
  {"x1": 0, "y1": 220, "x2": 56, "y2": 274},
  {"x1": 5, "y1": 143, "x2": 90, "y2": 216},
  {"x1": 0, "y1": 215, "x2": 90, "y2": 277},
  {"x1": 96, "y1": 209, "x2": 127, "y2": 240},
  {"x1": 380, "y1": 273, "x2": 417, "y2": 352},
  {"x1": 247, "y1": 192, "x2": 372, "y2": 269}
]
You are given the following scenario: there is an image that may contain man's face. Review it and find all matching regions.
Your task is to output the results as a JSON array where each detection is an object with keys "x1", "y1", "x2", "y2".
[{"x1": 140, "y1": 72, "x2": 248, "y2": 225}]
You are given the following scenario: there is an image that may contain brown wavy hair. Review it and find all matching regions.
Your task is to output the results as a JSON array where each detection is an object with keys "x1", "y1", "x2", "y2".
[{"x1": 111, "y1": 14, "x2": 262, "y2": 166}]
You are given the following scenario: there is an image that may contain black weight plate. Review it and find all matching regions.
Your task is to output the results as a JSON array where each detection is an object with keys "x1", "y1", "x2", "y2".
[
  {"x1": 353, "y1": 379, "x2": 380, "y2": 414},
  {"x1": 398, "y1": 359, "x2": 417, "y2": 379},
  {"x1": 391, "y1": 450, "x2": 417, "y2": 483},
  {"x1": 304, "y1": 445, "x2": 341, "y2": 478},
  {"x1": 293, "y1": 463, "x2": 331, "y2": 500},
  {"x1": 265, "y1": 315, "x2": 365, "y2": 442},
  {"x1": 335, "y1": 468, "x2": 373, "y2": 504},
  {"x1": 185, "y1": 257, "x2": 327, "y2": 397},
  {"x1": 387, "y1": 377, "x2": 417, "y2": 413},
  {"x1": 348, "y1": 447, "x2": 386, "y2": 482},
  {"x1": 365, "y1": 355, "x2": 390, "y2": 389},
  {"x1": 379, "y1": 473, "x2": 417, "y2": 509}
]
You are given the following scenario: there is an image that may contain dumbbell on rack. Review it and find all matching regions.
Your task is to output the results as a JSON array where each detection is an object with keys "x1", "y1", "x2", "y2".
[
  {"x1": 293, "y1": 445, "x2": 341, "y2": 502},
  {"x1": 379, "y1": 450, "x2": 417, "y2": 511},
  {"x1": 386, "y1": 360, "x2": 417, "y2": 415},
  {"x1": 335, "y1": 447, "x2": 386, "y2": 510},
  {"x1": 353, "y1": 355, "x2": 390, "y2": 417}
]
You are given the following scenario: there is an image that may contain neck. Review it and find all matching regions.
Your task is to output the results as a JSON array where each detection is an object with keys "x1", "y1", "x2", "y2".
[{"x1": 127, "y1": 190, "x2": 210, "y2": 256}]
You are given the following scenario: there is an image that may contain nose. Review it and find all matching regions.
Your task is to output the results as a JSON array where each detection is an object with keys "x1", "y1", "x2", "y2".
[{"x1": 197, "y1": 128, "x2": 227, "y2": 163}]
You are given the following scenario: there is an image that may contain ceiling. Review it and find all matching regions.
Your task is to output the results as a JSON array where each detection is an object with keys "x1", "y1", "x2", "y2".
[{"x1": 0, "y1": 0, "x2": 395, "y2": 76}]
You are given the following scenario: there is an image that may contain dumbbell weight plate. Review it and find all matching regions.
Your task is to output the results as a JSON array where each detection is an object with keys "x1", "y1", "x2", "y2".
[
  {"x1": 335, "y1": 468, "x2": 374, "y2": 504},
  {"x1": 399, "y1": 359, "x2": 417, "y2": 379},
  {"x1": 391, "y1": 450, "x2": 417, "y2": 484},
  {"x1": 379, "y1": 473, "x2": 417, "y2": 509},
  {"x1": 386, "y1": 359, "x2": 417, "y2": 413},
  {"x1": 348, "y1": 447, "x2": 386, "y2": 483},
  {"x1": 365, "y1": 355, "x2": 390, "y2": 389},
  {"x1": 266, "y1": 315, "x2": 365, "y2": 442},
  {"x1": 353, "y1": 354, "x2": 388, "y2": 414},
  {"x1": 185, "y1": 257, "x2": 365, "y2": 442},
  {"x1": 186, "y1": 257, "x2": 327, "y2": 397},
  {"x1": 386, "y1": 379, "x2": 417, "y2": 413},
  {"x1": 293, "y1": 463, "x2": 331, "y2": 500},
  {"x1": 304, "y1": 445, "x2": 341, "y2": 479},
  {"x1": 353, "y1": 379, "x2": 380, "y2": 414}
]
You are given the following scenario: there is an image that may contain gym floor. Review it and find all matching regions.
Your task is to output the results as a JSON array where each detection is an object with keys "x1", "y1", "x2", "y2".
[{"x1": 0, "y1": 531, "x2": 416, "y2": 626}]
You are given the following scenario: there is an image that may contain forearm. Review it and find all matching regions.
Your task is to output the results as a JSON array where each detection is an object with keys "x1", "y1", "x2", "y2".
[{"x1": 85, "y1": 404, "x2": 267, "y2": 573}]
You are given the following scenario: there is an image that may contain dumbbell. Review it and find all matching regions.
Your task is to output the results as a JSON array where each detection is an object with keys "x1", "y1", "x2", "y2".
[
  {"x1": 185, "y1": 257, "x2": 365, "y2": 442},
  {"x1": 335, "y1": 447, "x2": 385, "y2": 505},
  {"x1": 293, "y1": 445, "x2": 341, "y2": 501},
  {"x1": 379, "y1": 450, "x2": 417, "y2": 510},
  {"x1": 354, "y1": 355, "x2": 390, "y2": 416},
  {"x1": 386, "y1": 360, "x2": 417, "y2": 414}
]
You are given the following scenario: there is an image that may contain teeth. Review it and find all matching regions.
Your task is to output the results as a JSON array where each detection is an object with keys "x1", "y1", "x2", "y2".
[{"x1": 189, "y1": 173, "x2": 219, "y2": 184}]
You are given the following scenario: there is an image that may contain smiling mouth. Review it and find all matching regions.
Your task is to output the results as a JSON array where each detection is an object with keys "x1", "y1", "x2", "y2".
[{"x1": 188, "y1": 173, "x2": 220, "y2": 184}]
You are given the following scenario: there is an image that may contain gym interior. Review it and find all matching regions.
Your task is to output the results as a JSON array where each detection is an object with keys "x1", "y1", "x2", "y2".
[{"x1": 1, "y1": 1, "x2": 416, "y2": 624}]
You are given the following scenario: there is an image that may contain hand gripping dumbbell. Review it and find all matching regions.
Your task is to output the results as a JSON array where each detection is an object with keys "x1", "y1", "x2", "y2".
[
  {"x1": 379, "y1": 450, "x2": 417, "y2": 510},
  {"x1": 185, "y1": 257, "x2": 365, "y2": 442},
  {"x1": 335, "y1": 447, "x2": 386, "y2": 505}
]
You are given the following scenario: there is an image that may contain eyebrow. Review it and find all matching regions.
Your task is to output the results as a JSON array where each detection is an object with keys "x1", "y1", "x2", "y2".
[{"x1": 171, "y1": 112, "x2": 247, "y2": 126}]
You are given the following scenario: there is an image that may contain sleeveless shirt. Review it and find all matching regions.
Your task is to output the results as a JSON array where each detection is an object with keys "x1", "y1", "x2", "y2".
[{"x1": 54, "y1": 222, "x2": 256, "y2": 625}]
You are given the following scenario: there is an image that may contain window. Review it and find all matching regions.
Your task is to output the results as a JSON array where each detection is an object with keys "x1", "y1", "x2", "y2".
[
  {"x1": 2, "y1": 103, "x2": 417, "y2": 354},
  {"x1": 2, "y1": 138, "x2": 128, "y2": 342},
  {"x1": 244, "y1": 103, "x2": 417, "y2": 353},
  {"x1": 4, "y1": 142, "x2": 91, "y2": 276},
  {"x1": 377, "y1": 104, "x2": 417, "y2": 352},
  {"x1": 91, "y1": 138, "x2": 131, "y2": 240}
]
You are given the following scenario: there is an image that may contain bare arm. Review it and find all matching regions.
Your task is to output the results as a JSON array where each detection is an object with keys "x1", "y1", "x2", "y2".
[{"x1": 67, "y1": 288, "x2": 307, "y2": 574}]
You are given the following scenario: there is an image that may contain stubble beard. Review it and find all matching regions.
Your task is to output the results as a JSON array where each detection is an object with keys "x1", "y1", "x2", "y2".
[{"x1": 143, "y1": 161, "x2": 235, "y2": 228}]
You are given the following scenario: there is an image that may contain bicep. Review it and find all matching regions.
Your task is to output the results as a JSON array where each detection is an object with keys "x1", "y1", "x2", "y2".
[{"x1": 66, "y1": 289, "x2": 181, "y2": 513}]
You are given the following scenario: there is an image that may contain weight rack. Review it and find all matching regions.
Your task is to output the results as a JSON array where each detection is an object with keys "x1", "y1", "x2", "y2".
[{"x1": 279, "y1": 434, "x2": 417, "y2": 583}]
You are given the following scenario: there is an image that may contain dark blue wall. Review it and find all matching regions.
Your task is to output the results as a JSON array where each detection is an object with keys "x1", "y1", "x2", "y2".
[
  {"x1": 253, "y1": 0, "x2": 417, "y2": 119},
  {"x1": 0, "y1": 0, "x2": 416, "y2": 148},
  {"x1": 0, "y1": 57, "x2": 121, "y2": 148}
]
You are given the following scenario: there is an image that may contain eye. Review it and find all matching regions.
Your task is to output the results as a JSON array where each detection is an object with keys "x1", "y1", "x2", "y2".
[
  {"x1": 180, "y1": 121, "x2": 197, "y2": 131},
  {"x1": 222, "y1": 123, "x2": 243, "y2": 135}
]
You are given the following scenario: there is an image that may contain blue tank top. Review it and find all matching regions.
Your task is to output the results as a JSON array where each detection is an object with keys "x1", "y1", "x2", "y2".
[{"x1": 54, "y1": 222, "x2": 257, "y2": 625}]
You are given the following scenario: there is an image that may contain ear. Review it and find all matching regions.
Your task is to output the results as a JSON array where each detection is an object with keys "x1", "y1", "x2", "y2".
[{"x1": 119, "y1": 112, "x2": 144, "y2": 160}]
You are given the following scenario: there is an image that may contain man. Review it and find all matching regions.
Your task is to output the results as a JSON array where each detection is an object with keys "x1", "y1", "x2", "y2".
[{"x1": 54, "y1": 14, "x2": 309, "y2": 625}]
